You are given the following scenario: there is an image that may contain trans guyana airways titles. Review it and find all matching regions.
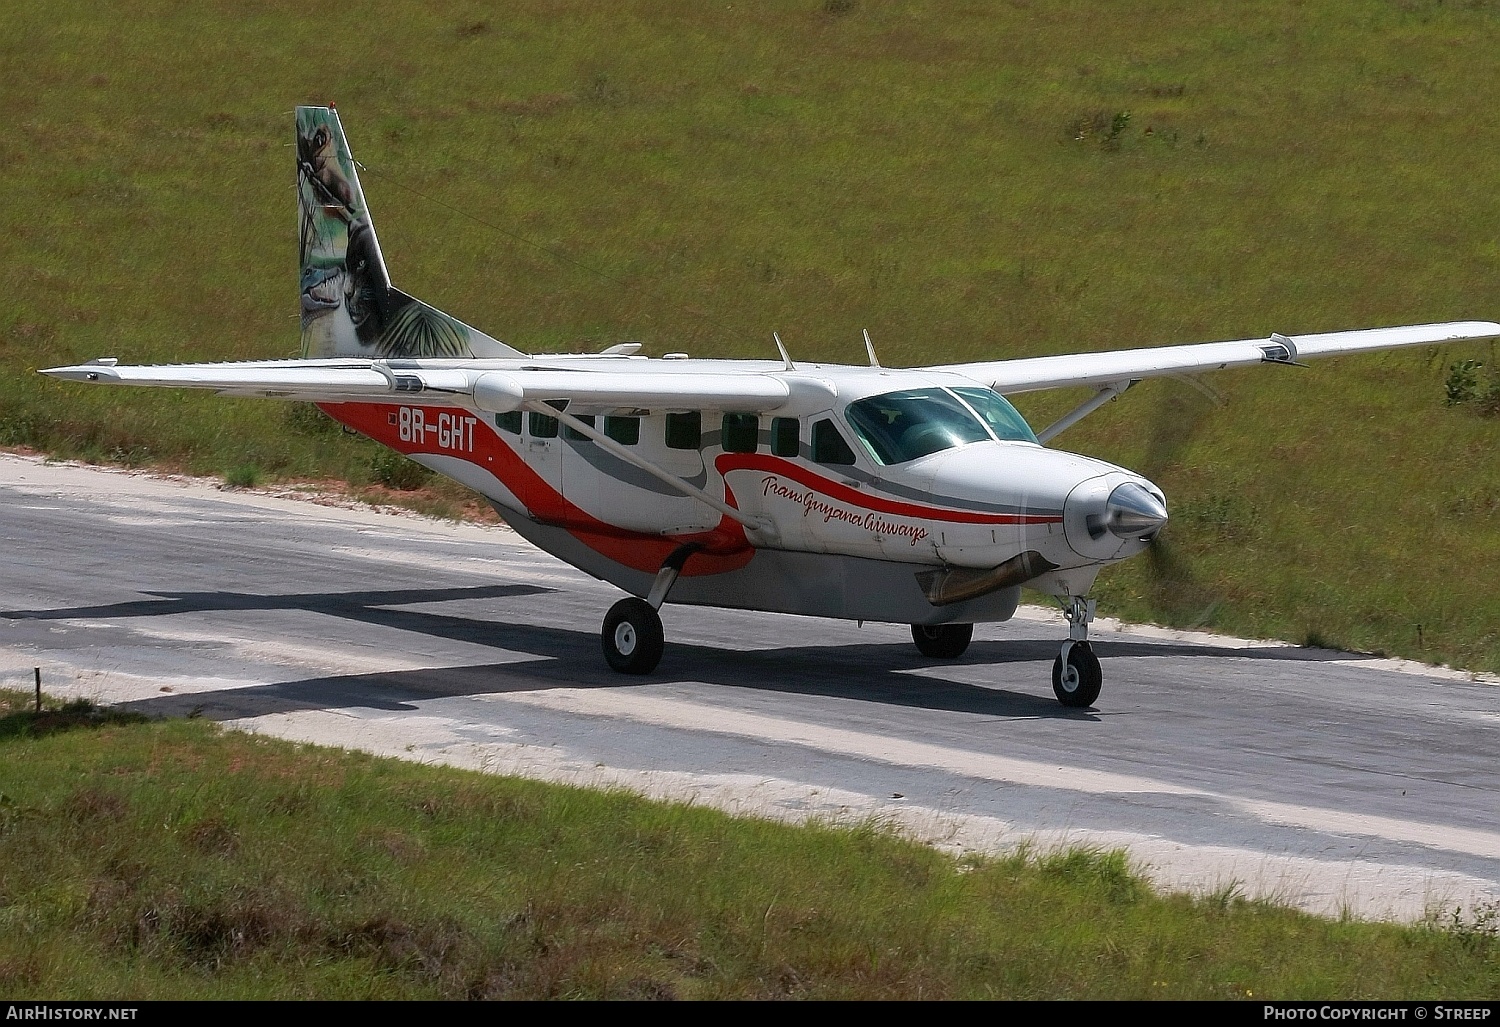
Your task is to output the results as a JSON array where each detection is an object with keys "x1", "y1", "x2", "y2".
[{"x1": 43, "y1": 107, "x2": 1500, "y2": 707}]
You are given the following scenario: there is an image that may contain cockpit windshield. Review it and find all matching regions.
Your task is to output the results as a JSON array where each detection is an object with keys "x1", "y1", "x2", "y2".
[
  {"x1": 951, "y1": 387, "x2": 1038, "y2": 444},
  {"x1": 844, "y1": 387, "x2": 1038, "y2": 465},
  {"x1": 844, "y1": 388, "x2": 991, "y2": 465}
]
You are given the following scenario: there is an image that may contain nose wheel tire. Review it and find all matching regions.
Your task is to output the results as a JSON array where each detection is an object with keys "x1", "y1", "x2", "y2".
[
  {"x1": 1052, "y1": 640, "x2": 1101, "y2": 707},
  {"x1": 911, "y1": 623, "x2": 973, "y2": 659},
  {"x1": 602, "y1": 598, "x2": 664, "y2": 674}
]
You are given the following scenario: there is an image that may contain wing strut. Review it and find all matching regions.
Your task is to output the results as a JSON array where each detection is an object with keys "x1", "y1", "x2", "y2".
[
  {"x1": 532, "y1": 402, "x2": 769, "y2": 532},
  {"x1": 1036, "y1": 380, "x2": 1135, "y2": 445}
]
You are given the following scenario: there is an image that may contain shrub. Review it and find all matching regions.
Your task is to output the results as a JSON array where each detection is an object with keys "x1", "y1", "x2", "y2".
[
  {"x1": 1446, "y1": 359, "x2": 1482, "y2": 405},
  {"x1": 1069, "y1": 110, "x2": 1132, "y2": 148}
]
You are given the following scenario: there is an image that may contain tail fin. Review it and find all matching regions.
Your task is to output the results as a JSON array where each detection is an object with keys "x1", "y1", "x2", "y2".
[{"x1": 295, "y1": 105, "x2": 522, "y2": 359}]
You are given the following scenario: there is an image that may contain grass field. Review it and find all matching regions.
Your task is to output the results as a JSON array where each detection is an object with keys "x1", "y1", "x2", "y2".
[
  {"x1": 4, "y1": 1, "x2": 1500, "y2": 668},
  {"x1": 1, "y1": 689, "x2": 1496, "y2": 1000}
]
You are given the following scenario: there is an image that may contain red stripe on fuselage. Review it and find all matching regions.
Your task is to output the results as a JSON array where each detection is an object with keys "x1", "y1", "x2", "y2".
[
  {"x1": 317, "y1": 401, "x2": 752, "y2": 577},
  {"x1": 714, "y1": 453, "x2": 1061, "y2": 525}
]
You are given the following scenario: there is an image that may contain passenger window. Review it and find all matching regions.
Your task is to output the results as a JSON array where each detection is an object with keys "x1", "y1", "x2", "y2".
[
  {"x1": 563, "y1": 414, "x2": 595, "y2": 442},
  {"x1": 722, "y1": 413, "x2": 758, "y2": 454},
  {"x1": 528, "y1": 400, "x2": 565, "y2": 439},
  {"x1": 665, "y1": 411, "x2": 701, "y2": 450},
  {"x1": 771, "y1": 417, "x2": 799, "y2": 457},
  {"x1": 528, "y1": 411, "x2": 558, "y2": 438},
  {"x1": 494, "y1": 411, "x2": 522, "y2": 435},
  {"x1": 603, "y1": 415, "x2": 639, "y2": 445},
  {"x1": 812, "y1": 418, "x2": 857, "y2": 465}
]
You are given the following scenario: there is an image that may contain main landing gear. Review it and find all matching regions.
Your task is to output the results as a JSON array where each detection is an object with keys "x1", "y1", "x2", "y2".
[
  {"x1": 910, "y1": 623, "x2": 973, "y2": 659},
  {"x1": 602, "y1": 597, "x2": 664, "y2": 674},
  {"x1": 600, "y1": 545, "x2": 696, "y2": 675},
  {"x1": 1053, "y1": 596, "x2": 1101, "y2": 707}
]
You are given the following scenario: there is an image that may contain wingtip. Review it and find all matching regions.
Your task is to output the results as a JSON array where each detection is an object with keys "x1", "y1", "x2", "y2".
[{"x1": 39, "y1": 365, "x2": 121, "y2": 382}]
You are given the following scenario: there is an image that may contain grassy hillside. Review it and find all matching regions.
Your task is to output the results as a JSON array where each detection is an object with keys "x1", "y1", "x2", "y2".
[
  {"x1": 3, "y1": 1, "x2": 1500, "y2": 667},
  {"x1": 2, "y1": 690, "x2": 1496, "y2": 999}
]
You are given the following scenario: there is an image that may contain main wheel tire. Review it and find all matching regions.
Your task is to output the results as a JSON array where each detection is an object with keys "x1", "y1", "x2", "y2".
[
  {"x1": 601, "y1": 598, "x2": 664, "y2": 674},
  {"x1": 911, "y1": 623, "x2": 974, "y2": 659},
  {"x1": 1052, "y1": 641, "x2": 1102, "y2": 707}
]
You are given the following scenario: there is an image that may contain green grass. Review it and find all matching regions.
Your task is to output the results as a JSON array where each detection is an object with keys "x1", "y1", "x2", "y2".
[
  {"x1": 4, "y1": 1, "x2": 1500, "y2": 668},
  {"x1": 0, "y1": 689, "x2": 1495, "y2": 1000}
]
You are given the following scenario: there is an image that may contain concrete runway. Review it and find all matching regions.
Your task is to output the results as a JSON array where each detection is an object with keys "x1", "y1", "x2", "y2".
[{"x1": 3, "y1": 453, "x2": 1498, "y2": 921}]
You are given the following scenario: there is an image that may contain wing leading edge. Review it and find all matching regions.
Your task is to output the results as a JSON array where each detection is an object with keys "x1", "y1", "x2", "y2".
[{"x1": 939, "y1": 321, "x2": 1500, "y2": 394}]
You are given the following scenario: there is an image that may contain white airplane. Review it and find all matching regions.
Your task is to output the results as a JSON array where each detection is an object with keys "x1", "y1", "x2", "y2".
[{"x1": 41, "y1": 106, "x2": 1500, "y2": 707}]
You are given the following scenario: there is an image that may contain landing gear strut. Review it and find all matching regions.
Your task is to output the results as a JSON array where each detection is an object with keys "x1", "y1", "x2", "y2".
[
  {"x1": 1053, "y1": 597, "x2": 1101, "y2": 707},
  {"x1": 911, "y1": 623, "x2": 973, "y2": 659}
]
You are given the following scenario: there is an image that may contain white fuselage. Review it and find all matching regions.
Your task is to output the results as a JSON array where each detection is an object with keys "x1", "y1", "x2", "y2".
[{"x1": 321, "y1": 357, "x2": 1166, "y2": 625}]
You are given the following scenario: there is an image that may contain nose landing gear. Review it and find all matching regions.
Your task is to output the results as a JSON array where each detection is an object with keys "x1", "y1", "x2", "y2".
[{"x1": 1053, "y1": 597, "x2": 1101, "y2": 707}]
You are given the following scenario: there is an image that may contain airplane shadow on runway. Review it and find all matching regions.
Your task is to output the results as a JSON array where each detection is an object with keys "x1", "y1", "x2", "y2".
[
  {"x1": 4, "y1": 583, "x2": 1381, "y2": 726},
  {"x1": 0, "y1": 584, "x2": 553, "y2": 623}
]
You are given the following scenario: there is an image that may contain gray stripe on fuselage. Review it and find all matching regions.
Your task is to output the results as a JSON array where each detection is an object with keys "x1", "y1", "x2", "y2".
[
  {"x1": 842, "y1": 465, "x2": 1063, "y2": 518},
  {"x1": 564, "y1": 435, "x2": 708, "y2": 493},
  {"x1": 564, "y1": 430, "x2": 1059, "y2": 519}
]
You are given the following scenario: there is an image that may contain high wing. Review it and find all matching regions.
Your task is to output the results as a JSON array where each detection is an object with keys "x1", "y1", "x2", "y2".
[
  {"x1": 938, "y1": 321, "x2": 1500, "y2": 394},
  {"x1": 42, "y1": 319, "x2": 1500, "y2": 410},
  {"x1": 38, "y1": 358, "x2": 792, "y2": 413}
]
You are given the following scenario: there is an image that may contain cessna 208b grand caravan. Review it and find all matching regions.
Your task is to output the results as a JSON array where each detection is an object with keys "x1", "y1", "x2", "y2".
[{"x1": 42, "y1": 106, "x2": 1500, "y2": 707}]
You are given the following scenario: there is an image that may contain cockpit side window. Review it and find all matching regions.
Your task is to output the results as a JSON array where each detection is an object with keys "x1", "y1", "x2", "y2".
[
  {"x1": 811, "y1": 418, "x2": 857, "y2": 465},
  {"x1": 844, "y1": 388, "x2": 990, "y2": 465},
  {"x1": 950, "y1": 387, "x2": 1037, "y2": 444}
]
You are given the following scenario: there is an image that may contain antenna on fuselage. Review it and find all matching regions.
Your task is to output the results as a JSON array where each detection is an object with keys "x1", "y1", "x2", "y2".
[
  {"x1": 773, "y1": 331, "x2": 795, "y2": 370},
  {"x1": 862, "y1": 328, "x2": 881, "y2": 368}
]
